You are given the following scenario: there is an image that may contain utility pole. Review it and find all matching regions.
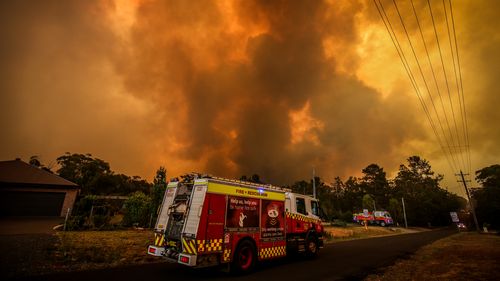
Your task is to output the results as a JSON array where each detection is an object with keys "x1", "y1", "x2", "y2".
[
  {"x1": 401, "y1": 197, "x2": 408, "y2": 228},
  {"x1": 312, "y1": 167, "x2": 316, "y2": 199},
  {"x1": 457, "y1": 170, "x2": 480, "y2": 232}
]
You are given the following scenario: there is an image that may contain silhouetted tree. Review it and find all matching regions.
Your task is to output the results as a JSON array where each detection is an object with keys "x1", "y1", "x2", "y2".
[
  {"x1": 393, "y1": 156, "x2": 461, "y2": 226},
  {"x1": 362, "y1": 194, "x2": 375, "y2": 210},
  {"x1": 360, "y1": 164, "x2": 390, "y2": 208},
  {"x1": 151, "y1": 166, "x2": 167, "y2": 216},
  {"x1": 473, "y1": 164, "x2": 500, "y2": 229}
]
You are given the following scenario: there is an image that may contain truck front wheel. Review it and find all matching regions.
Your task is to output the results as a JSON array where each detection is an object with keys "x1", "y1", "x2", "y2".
[
  {"x1": 232, "y1": 240, "x2": 256, "y2": 274},
  {"x1": 305, "y1": 235, "x2": 319, "y2": 258},
  {"x1": 380, "y1": 221, "x2": 386, "y2": 227}
]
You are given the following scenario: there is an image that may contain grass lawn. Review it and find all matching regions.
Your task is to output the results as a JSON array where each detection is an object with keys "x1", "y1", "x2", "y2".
[{"x1": 364, "y1": 232, "x2": 500, "y2": 281}]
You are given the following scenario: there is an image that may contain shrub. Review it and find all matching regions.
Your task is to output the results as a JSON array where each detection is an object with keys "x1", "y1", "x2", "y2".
[{"x1": 122, "y1": 192, "x2": 152, "y2": 227}]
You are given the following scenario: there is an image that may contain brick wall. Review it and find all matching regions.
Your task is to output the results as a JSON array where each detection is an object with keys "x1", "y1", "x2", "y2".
[{"x1": 61, "y1": 189, "x2": 78, "y2": 217}]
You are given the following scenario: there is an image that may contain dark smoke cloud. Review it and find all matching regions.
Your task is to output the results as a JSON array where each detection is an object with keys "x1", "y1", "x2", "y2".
[
  {"x1": 118, "y1": 0, "x2": 425, "y2": 183},
  {"x1": 0, "y1": 0, "x2": 156, "y2": 176},
  {"x1": 1, "y1": 0, "x2": 498, "y2": 193}
]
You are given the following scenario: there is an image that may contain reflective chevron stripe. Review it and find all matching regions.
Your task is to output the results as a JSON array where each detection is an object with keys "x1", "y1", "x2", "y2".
[
  {"x1": 154, "y1": 233, "x2": 165, "y2": 246},
  {"x1": 182, "y1": 238, "x2": 197, "y2": 255}
]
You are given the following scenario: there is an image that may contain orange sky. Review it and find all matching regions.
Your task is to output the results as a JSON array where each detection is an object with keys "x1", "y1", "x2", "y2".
[{"x1": 1, "y1": 0, "x2": 499, "y2": 197}]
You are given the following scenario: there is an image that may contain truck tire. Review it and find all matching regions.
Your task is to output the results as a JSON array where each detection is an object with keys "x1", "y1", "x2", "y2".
[
  {"x1": 305, "y1": 234, "x2": 319, "y2": 259},
  {"x1": 380, "y1": 221, "x2": 386, "y2": 227},
  {"x1": 232, "y1": 240, "x2": 256, "y2": 274}
]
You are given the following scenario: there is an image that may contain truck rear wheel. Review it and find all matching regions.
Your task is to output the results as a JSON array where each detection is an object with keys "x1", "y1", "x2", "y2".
[{"x1": 232, "y1": 240, "x2": 256, "y2": 274}]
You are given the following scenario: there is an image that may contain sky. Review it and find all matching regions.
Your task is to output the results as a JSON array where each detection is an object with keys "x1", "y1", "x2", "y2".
[{"x1": 1, "y1": 0, "x2": 499, "y2": 197}]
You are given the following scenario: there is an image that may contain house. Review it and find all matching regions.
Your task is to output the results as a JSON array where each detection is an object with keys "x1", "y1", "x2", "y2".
[{"x1": 0, "y1": 159, "x2": 79, "y2": 217}]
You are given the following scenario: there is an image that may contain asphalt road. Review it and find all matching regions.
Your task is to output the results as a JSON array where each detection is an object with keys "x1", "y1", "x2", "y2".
[{"x1": 20, "y1": 229, "x2": 455, "y2": 281}]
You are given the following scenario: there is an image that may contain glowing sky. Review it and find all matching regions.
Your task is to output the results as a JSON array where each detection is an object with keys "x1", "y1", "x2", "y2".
[{"x1": 1, "y1": 0, "x2": 499, "y2": 196}]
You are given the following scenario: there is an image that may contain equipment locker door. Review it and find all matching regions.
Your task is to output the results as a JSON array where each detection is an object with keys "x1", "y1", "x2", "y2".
[{"x1": 205, "y1": 193, "x2": 225, "y2": 240}]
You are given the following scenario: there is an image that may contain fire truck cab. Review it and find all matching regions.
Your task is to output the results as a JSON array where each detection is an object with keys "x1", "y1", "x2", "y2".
[{"x1": 148, "y1": 175, "x2": 324, "y2": 273}]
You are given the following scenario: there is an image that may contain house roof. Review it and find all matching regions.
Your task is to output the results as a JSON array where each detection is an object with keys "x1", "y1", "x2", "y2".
[{"x1": 0, "y1": 159, "x2": 78, "y2": 187}]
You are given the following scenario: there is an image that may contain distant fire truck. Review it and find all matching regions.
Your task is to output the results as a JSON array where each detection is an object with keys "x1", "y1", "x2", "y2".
[
  {"x1": 148, "y1": 175, "x2": 324, "y2": 273},
  {"x1": 353, "y1": 210, "x2": 394, "y2": 227}
]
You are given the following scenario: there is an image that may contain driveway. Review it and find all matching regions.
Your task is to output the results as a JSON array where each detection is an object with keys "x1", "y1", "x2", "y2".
[{"x1": 0, "y1": 217, "x2": 63, "y2": 235}]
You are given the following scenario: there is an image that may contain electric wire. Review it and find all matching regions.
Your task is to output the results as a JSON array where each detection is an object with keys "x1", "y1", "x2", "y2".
[
  {"x1": 449, "y1": 0, "x2": 472, "y2": 181},
  {"x1": 391, "y1": 0, "x2": 461, "y2": 172},
  {"x1": 409, "y1": 0, "x2": 463, "y2": 175},
  {"x1": 374, "y1": 0, "x2": 473, "y2": 193},
  {"x1": 374, "y1": 0, "x2": 457, "y2": 173},
  {"x1": 427, "y1": 0, "x2": 467, "y2": 173},
  {"x1": 442, "y1": 0, "x2": 469, "y2": 179}
]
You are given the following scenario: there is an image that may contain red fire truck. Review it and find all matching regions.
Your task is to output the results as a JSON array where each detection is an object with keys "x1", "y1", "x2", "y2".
[
  {"x1": 147, "y1": 175, "x2": 324, "y2": 273},
  {"x1": 353, "y1": 210, "x2": 394, "y2": 227}
]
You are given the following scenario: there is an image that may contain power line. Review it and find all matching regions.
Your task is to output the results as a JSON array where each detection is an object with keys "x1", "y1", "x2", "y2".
[
  {"x1": 373, "y1": 0, "x2": 457, "y2": 173},
  {"x1": 442, "y1": 0, "x2": 469, "y2": 178},
  {"x1": 427, "y1": 0, "x2": 467, "y2": 174},
  {"x1": 391, "y1": 0, "x2": 461, "y2": 171},
  {"x1": 408, "y1": 0, "x2": 462, "y2": 174},
  {"x1": 449, "y1": 0, "x2": 472, "y2": 181},
  {"x1": 373, "y1": 0, "x2": 474, "y2": 196}
]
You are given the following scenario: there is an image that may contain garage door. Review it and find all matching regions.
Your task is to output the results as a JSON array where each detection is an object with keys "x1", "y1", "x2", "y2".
[{"x1": 0, "y1": 191, "x2": 66, "y2": 216}]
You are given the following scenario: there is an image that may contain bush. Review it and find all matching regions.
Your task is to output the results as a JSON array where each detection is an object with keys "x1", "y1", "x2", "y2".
[
  {"x1": 65, "y1": 215, "x2": 86, "y2": 231},
  {"x1": 331, "y1": 210, "x2": 353, "y2": 223},
  {"x1": 65, "y1": 195, "x2": 115, "y2": 230},
  {"x1": 122, "y1": 192, "x2": 152, "y2": 227}
]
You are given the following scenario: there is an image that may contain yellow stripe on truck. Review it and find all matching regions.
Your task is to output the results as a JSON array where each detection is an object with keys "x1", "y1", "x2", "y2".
[
  {"x1": 182, "y1": 238, "x2": 197, "y2": 255},
  {"x1": 207, "y1": 182, "x2": 285, "y2": 201},
  {"x1": 154, "y1": 233, "x2": 165, "y2": 246}
]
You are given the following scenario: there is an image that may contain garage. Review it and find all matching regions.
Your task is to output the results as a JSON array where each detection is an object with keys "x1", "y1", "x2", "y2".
[
  {"x1": 0, "y1": 159, "x2": 79, "y2": 217},
  {"x1": 0, "y1": 191, "x2": 66, "y2": 216}
]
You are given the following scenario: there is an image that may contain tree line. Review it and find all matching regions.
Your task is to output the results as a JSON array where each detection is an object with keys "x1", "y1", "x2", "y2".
[
  {"x1": 28, "y1": 153, "x2": 499, "y2": 229},
  {"x1": 286, "y1": 156, "x2": 466, "y2": 227}
]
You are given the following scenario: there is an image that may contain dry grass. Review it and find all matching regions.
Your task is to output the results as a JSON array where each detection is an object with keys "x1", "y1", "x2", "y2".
[
  {"x1": 364, "y1": 232, "x2": 500, "y2": 281},
  {"x1": 53, "y1": 230, "x2": 159, "y2": 271},
  {"x1": 0, "y1": 230, "x2": 160, "y2": 279},
  {"x1": 324, "y1": 225, "x2": 404, "y2": 242}
]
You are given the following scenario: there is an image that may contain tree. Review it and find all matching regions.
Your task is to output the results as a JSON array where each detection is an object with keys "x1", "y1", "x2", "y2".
[
  {"x1": 123, "y1": 192, "x2": 152, "y2": 227},
  {"x1": 475, "y1": 164, "x2": 500, "y2": 188},
  {"x1": 388, "y1": 198, "x2": 402, "y2": 225},
  {"x1": 56, "y1": 152, "x2": 151, "y2": 195},
  {"x1": 362, "y1": 194, "x2": 375, "y2": 210},
  {"x1": 29, "y1": 155, "x2": 53, "y2": 173},
  {"x1": 473, "y1": 165, "x2": 500, "y2": 229},
  {"x1": 360, "y1": 164, "x2": 390, "y2": 208},
  {"x1": 57, "y1": 153, "x2": 111, "y2": 194},
  {"x1": 151, "y1": 167, "x2": 167, "y2": 217},
  {"x1": 393, "y1": 156, "x2": 461, "y2": 226},
  {"x1": 343, "y1": 176, "x2": 362, "y2": 211},
  {"x1": 29, "y1": 155, "x2": 41, "y2": 167}
]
